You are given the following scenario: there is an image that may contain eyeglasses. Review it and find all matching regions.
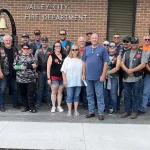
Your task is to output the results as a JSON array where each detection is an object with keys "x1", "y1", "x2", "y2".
[
  {"x1": 109, "y1": 46, "x2": 116, "y2": 48},
  {"x1": 23, "y1": 48, "x2": 29, "y2": 50},
  {"x1": 145, "y1": 39, "x2": 150, "y2": 41},
  {"x1": 114, "y1": 37, "x2": 120, "y2": 39},
  {"x1": 72, "y1": 49, "x2": 78, "y2": 51},
  {"x1": 104, "y1": 44, "x2": 109, "y2": 46},
  {"x1": 131, "y1": 42, "x2": 138, "y2": 44},
  {"x1": 123, "y1": 40, "x2": 129, "y2": 43},
  {"x1": 60, "y1": 34, "x2": 66, "y2": 36},
  {"x1": 55, "y1": 46, "x2": 61, "y2": 48}
]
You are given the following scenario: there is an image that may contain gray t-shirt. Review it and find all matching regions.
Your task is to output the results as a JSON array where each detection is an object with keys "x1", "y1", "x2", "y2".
[{"x1": 122, "y1": 50, "x2": 148, "y2": 82}]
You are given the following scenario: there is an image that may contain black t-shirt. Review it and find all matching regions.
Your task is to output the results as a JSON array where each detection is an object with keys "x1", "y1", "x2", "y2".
[
  {"x1": 4, "y1": 46, "x2": 14, "y2": 73},
  {"x1": 50, "y1": 53, "x2": 66, "y2": 77}
]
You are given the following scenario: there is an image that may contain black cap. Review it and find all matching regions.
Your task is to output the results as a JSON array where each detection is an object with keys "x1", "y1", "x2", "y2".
[
  {"x1": 22, "y1": 33, "x2": 29, "y2": 38},
  {"x1": 131, "y1": 36, "x2": 139, "y2": 43},
  {"x1": 86, "y1": 29, "x2": 94, "y2": 35},
  {"x1": 123, "y1": 36, "x2": 131, "y2": 42},
  {"x1": 21, "y1": 43, "x2": 30, "y2": 48},
  {"x1": 41, "y1": 37, "x2": 48, "y2": 42},
  {"x1": 34, "y1": 29, "x2": 41, "y2": 35}
]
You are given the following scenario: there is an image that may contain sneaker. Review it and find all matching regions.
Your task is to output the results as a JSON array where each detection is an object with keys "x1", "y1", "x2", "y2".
[
  {"x1": 29, "y1": 108, "x2": 37, "y2": 113},
  {"x1": 57, "y1": 106, "x2": 64, "y2": 112},
  {"x1": 74, "y1": 111, "x2": 80, "y2": 116},
  {"x1": 51, "y1": 107, "x2": 56, "y2": 113},
  {"x1": 109, "y1": 108, "x2": 116, "y2": 114},
  {"x1": 67, "y1": 111, "x2": 72, "y2": 116}
]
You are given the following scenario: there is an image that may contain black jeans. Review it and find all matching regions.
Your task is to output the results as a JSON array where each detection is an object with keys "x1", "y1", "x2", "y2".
[{"x1": 17, "y1": 82, "x2": 36, "y2": 109}]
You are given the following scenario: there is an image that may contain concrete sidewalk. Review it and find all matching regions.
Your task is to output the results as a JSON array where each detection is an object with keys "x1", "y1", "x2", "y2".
[{"x1": 0, "y1": 121, "x2": 150, "y2": 150}]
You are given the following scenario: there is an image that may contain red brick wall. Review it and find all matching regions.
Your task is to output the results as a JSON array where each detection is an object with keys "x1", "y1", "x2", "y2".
[
  {"x1": 136, "y1": 0, "x2": 150, "y2": 44},
  {"x1": 0, "y1": 0, "x2": 149, "y2": 46},
  {"x1": 0, "y1": 0, "x2": 108, "y2": 45}
]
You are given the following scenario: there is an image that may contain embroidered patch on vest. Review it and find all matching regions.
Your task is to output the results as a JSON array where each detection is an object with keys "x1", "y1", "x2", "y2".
[
  {"x1": 136, "y1": 54, "x2": 141, "y2": 59},
  {"x1": 1, "y1": 50, "x2": 4, "y2": 54},
  {"x1": 47, "y1": 51, "x2": 51, "y2": 55},
  {"x1": 54, "y1": 58, "x2": 59, "y2": 63}
]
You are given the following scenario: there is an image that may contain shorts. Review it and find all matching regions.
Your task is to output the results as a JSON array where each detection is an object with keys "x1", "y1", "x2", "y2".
[{"x1": 51, "y1": 80, "x2": 63, "y2": 86}]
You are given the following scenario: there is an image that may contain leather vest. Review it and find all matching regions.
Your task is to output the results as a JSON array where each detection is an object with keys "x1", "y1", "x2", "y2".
[
  {"x1": 37, "y1": 47, "x2": 52, "y2": 73},
  {"x1": 0, "y1": 47, "x2": 18, "y2": 76},
  {"x1": 123, "y1": 49, "x2": 143, "y2": 79}
]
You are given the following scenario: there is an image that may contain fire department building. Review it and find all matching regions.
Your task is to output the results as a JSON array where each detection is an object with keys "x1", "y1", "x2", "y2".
[{"x1": 0, "y1": 0, "x2": 149, "y2": 45}]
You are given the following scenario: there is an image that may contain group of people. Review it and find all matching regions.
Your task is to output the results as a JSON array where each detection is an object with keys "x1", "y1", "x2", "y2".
[{"x1": 0, "y1": 28, "x2": 150, "y2": 121}]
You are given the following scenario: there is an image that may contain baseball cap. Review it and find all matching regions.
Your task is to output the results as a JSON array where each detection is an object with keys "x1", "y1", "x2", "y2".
[
  {"x1": 103, "y1": 41, "x2": 109, "y2": 45},
  {"x1": 22, "y1": 33, "x2": 29, "y2": 38},
  {"x1": 41, "y1": 37, "x2": 48, "y2": 42},
  {"x1": 34, "y1": 29, "x2": 41, "y2": 35},
  {"x1": 123, "y1": 36, "x2": 131, "y2": 42},
  {"x1": 131, "y1": 36, "x2": 139, "y2": 43},
  {"x1": 86, "y1": 29, "x2": 94, "y2": 35}
]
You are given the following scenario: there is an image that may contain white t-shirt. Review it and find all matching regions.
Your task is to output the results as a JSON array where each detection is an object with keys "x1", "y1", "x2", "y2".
[{"x1": 61, "y1": 57, "x2": 83, "y2": 87}]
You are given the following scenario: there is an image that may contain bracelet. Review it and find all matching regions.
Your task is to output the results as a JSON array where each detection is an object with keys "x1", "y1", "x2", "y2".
[{"x1": 47, "y1": 78, "x2": 50, "y2": 80}]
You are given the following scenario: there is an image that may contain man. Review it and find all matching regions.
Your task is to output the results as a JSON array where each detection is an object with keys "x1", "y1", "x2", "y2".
[
  {"x1": 121, "y1": 37, "x2": 147, "y2": 119},
  {"x1": 77, "y1": 36, "x2": 88, "y2": 109},
  {"x1": 0, "y1": 34, "x2": 19, "y2": 112},
  {"x1": 35, "y1": 37, "x2": 52, "y2": 108},
  {"x1": 118, "y1": 36, "x2": 131, "y2": 110},
  {"x1": 31, "y1": 29, "x2": 42, "y2": 51},
  {"x1": 139, "y1": 34, "x2": 150, "y2": 113},
  {"x1": 113, "y1": 33, "x2": 122, "y2": 54},
  {"x1": 103, "y1": 41, "x2": 109, "y2": 51},
  {"x1": 82, "y1": 33, "x2": 109, "y2": 120},
  {"x1": 18, "y1": 33, "x2": 36, "y2": 55},
  {"x1": 59, "y1": 29, "x2": 73, "y2": 56},
  {"x1": 85, "y1": 30, "x2": 93, "y2": 47}
]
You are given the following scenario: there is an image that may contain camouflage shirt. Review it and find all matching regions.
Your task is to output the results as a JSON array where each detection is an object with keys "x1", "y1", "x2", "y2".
[{"x1": 13, "y1": 53, "x2": 37, "y2": 83}]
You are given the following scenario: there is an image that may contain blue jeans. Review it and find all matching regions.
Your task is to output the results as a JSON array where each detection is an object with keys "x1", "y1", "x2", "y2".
[
  {"x1": 36, "y1": 73, "x2": 51, "y2": 105},
  {"x1": 104, "y1": 78, "x2": 118, "y2": 110},
  {"x1": 86, "y1": 80, "x2": 105, "y2": 115},
  {"x1": 0, "y1": 74, "x2": 17, "y2": 107},
  {"x1": 123, "y1": 79, "x2": 141, "y2": 113},
  {"x1": 139, "y1": 75, "x2": 150, "y2": 112},
  {"x1": 66, "y1": 86, "x2": 81, "y2": 103}
]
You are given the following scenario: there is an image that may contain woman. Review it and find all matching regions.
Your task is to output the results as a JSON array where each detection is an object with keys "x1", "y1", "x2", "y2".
[
  {"x1": 13, "y1": 43, "x2": 37, "y2": 113},
  {"x1": 47, "y1": 41, "x2": 66, "y2": 113},
  {"x1": 61, "y1": 45, "x2": 82, "y2": 116},
  {"x1": 104, "y1": 41, "x2": 121, "y2": 114}
]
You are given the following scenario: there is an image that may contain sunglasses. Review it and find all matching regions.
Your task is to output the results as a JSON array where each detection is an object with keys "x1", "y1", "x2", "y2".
[
  {"x1": 114, "y1": 37, "x2": 120, "y2": 39},
  {"x1": 123, "y1": 40, "x2": 129, "y2": 43},
  {"x1": 131, "y1": 42, "x2": 138, "y2": 44},
  {"x1": 145, "y1": 39, "x2": 150, "y2": 41},
  {"x1": 72, "y1": 49, "x2": 78, "y2": 51},
  {"x1": 60, "y1": 34, "x2": 66, "y2": 36},
  {"x1": 104, "y1": 44, "x2": 109, "y2": 46},
  {"x1": 23, "y1": 48, "x2": 29, "y2": 50},
  {"x1": 109, "y1": 46, "x2": 116, "y2": 48}
]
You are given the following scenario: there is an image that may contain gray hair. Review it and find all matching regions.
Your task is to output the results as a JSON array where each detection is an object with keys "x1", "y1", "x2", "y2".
[{"x1": 3, "y1": 34, "x2": 12, "y2": 41}]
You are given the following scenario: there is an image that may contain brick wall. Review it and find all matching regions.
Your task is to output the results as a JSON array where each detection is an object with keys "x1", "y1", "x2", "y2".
[
  {"x1": 0, "y1": 0, "x2": 149, "y2": 46},
  {"x1": 136, "y1": 0, "x2": 150, "y2": 44},
  {"x1": 0, "y1": 0, "x2": 108, "y2": 45}
]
